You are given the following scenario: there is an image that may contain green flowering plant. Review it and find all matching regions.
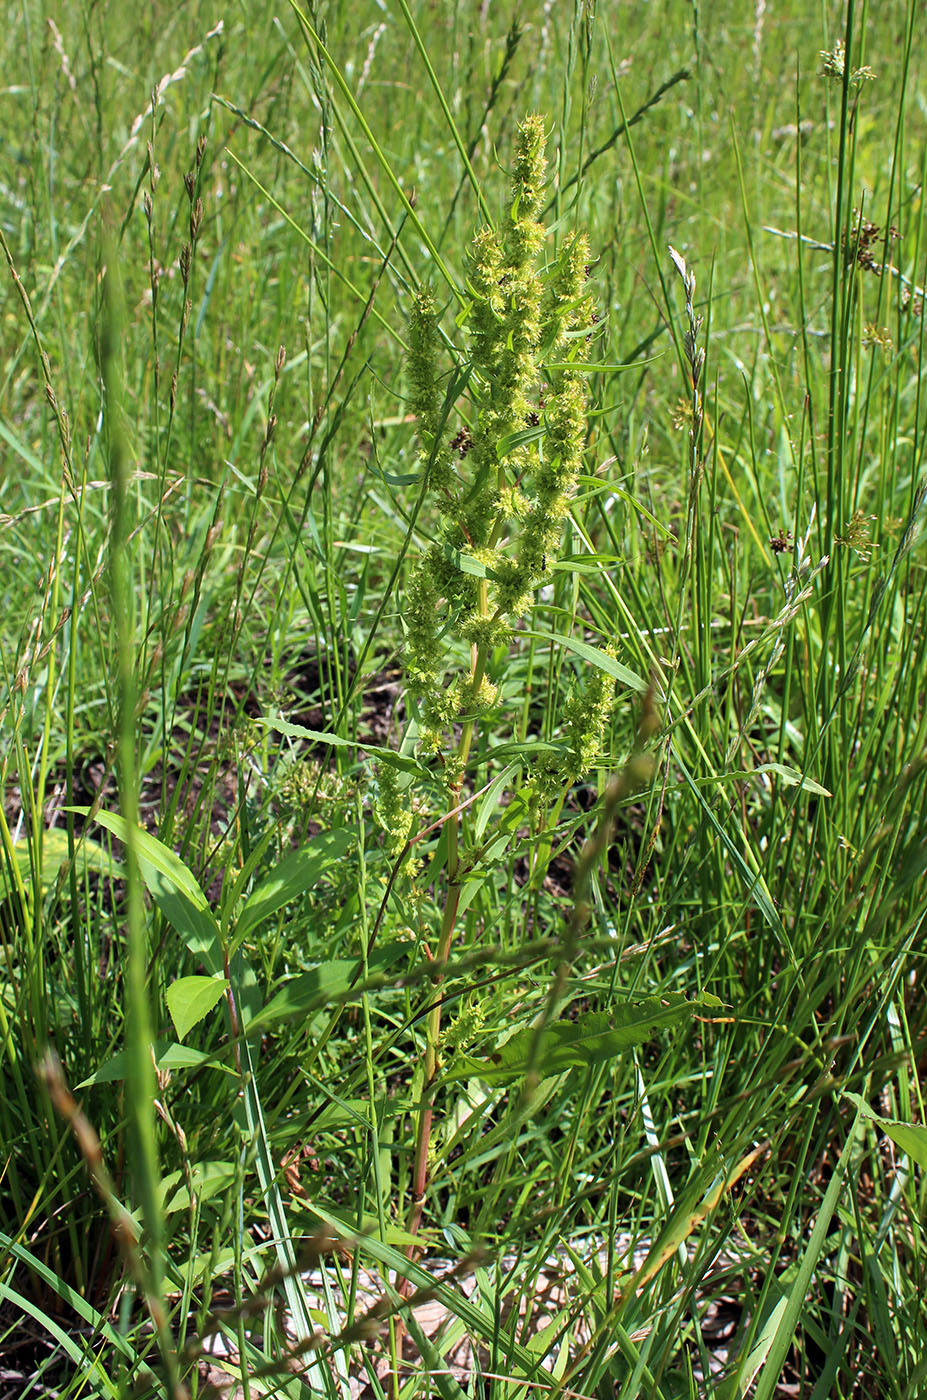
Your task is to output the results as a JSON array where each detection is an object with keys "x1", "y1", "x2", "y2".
[
  {"x1": 404, "y1": 119, "x2": 596, "y2": 765},
  {"x1": 381, "y1": 116, "x2": 620, "y2": 1259}
]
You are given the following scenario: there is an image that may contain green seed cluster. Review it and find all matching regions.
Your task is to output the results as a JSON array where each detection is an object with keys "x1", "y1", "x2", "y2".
[
  {"x1": 371, "y1": 762, "x2": 414, "y2": 857},
  {"x1": 443, "y1": 995, "x2": 487, "y2": 1053},
  {"x1": 530, "y1": 651, "x2": 618, "y2": 803},
  {"x1": 405, "y1": 116, "x2": 596, "y2": 752}
]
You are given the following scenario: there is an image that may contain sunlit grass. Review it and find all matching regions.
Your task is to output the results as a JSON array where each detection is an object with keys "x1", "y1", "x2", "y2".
[{"x1": 1, "y1": 2, "x2": 925, "y2": 1397}]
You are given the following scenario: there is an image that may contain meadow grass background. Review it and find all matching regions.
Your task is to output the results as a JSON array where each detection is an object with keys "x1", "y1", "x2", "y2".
[{"x1": 1, "y1": 1, "x2": 926, "y2": 1396}]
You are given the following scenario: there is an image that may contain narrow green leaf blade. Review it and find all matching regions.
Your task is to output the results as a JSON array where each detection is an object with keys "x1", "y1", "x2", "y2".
[
  {"x1": 77, "y1": 1040, "x2": 235, "y2": 1088},
  {"x1": 0, "y1": 830, "x2": 122, "y2": 900},
  {"x1": 746, "y1": 763, "x2": 831, "y2": 797},
  {"x1": 845, "y1": 1093, "x2": 927, "y2": 1169},
  {"x1": 402, "y1": 1304, "x2": 470, "y2": 1400},
  {"x1": 751, "y1": 1104, "x2": 863, "y2": 1400},
  {"x1": 524, "y1": 629, "x2": 648, "y2": 693},
  {"x1": 256, "y1": 718, "x2": 433, "y2": 781},
  {"x1": 234, "y1": 829, "x2": 355, "y2": 947},
  {"x1": 448, "y1": 996, "x2": 723, "y2": 1083},
  {"x1": 78, "y1": 809, "x2": 222, "y2": 972},
  {"x1": 249, "y1": 946, "x2": 409, "y2": 1031}
]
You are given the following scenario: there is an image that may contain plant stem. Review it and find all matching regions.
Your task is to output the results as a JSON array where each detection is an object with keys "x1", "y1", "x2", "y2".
[{"x1": 404, "y1": 631, "x2": 487, "y2": 1262}]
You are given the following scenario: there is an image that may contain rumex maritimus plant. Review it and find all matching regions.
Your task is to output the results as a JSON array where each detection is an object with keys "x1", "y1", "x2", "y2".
[{"x1": 381, "y1": 115, "x2": 620, "y2": 1257}]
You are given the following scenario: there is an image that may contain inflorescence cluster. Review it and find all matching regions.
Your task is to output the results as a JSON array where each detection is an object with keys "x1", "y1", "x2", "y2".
[{"x1": 403, "y1": 117, "x2": 603, "y2": 772}]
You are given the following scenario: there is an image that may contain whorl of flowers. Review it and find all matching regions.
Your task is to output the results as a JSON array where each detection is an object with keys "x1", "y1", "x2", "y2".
[
  {"x1": 371, "y1": 761, "x2": 414, "y2": 858},
  {"x1": 530, "y1": 653, "x2": 618, "y2": 803},
  {"x1": 404, "y1": 115, "x2": 601, "y2": 758}
]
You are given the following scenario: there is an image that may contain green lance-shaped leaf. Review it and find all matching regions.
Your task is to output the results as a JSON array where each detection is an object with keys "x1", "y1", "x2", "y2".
[
  {"x1": 845, "y1": 1093, "x2": 927, "y2": 1169},
  {"x1": 0, "y1": 828, "x2": 122, "y2": 901},
  {"x1": 445, "y1": 995, "x2": 724, "y2": 1083},
  {"x1": 77, "y1": 808, "x2": 222, "y2": 972},
  {"x1": 231, "y1": 829, "x2": 355, "y2": 953}
]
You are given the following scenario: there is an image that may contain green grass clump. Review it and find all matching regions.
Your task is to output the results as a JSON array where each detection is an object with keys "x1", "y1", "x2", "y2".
[{"x1": 1, "y1": 2, "x2": 926, "y2": 1398}]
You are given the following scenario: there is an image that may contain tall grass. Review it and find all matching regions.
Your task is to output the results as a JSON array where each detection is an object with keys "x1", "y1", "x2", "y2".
[{"x1": 1, "y1": 2, "x2": 926, "y2": 1397}]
